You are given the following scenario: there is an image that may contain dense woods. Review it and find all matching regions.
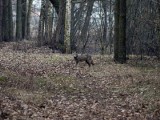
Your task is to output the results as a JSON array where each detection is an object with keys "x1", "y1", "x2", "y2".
[
  {"x1": 0, "y1": 0, "x2": 159, "y2": 58},
  {"x1": 0, "y1": 0, "x2": 160, "y2": 58},
  {"x1": 0, "y1": 0, "x2": 160, "y2": 119}
]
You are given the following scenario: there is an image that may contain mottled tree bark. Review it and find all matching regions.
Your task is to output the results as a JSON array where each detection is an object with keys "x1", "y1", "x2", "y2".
[
  {"x1": 26, "y1": 0, "x2": 33, "y2": 39},
  {"x1": 64, "y1": 0, "x2": 71, "y2": 53},
  {"x1": 101, "y1": 0, "x2": 108, "y2": 54},
  {"x1": 109, "y1": 0, "x2": 113, "y2": 54},
  {"x1": 38, "y1": 0, "x2": 46, "y2": 46},
  {"x1": 44, "y1": 0, "x2": 53, "y2": 45},
  {"x1": 47, "y1": 5, "x2": 54, "y2": 45}
]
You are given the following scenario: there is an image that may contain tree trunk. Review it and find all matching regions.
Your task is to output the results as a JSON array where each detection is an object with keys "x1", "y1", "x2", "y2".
[
  {"x1": 64, "y1": 0, "x2": 71, "y2": 53},
  {"x1": 70, "y1": 2, "x2": 75, "y2": 52},
  {"x1": 0, "y1": 0, "x2": 3, "y2": 41},
  {"x1": 38, "y1": 0, "x2": 46, "y2": 46},
  {"x1": 80, "y1": 0, "x2": 94, "y2": 53},
  {"x1": 70, "y1": 2, "x2": 85, "y2": 52},
  {"x1": 16, "y1": 0, "x2": 22, "y2": 40},
  {"x1": 44, "y1": 0, "x2": 53, "y2": 45},
  {"x1": 38, "y1": 0, "x2": 53, "y2": 46},
  {"x1": 157, "y1": 0, "x2": 160, "y2": 59},
  {"x1": 102, "y1": 0, "x2": 108, "y2": 54},
  {"x1": 22, "y1": 0, "x2": 27, "y2": 39},
  {"x1": 118, "y1": 0, "x2": 126, "y2": 63},
  {"x1": 109, "y1": 0, "x2": 113, "y2": 54},
  {"x1": 8, "y1": 0, "x2": 13, "y2": 40},
  {"x1": 114, "y1": 0, "x2": 120, "y2": 61},
  {"x1": 2, "y1": 0, "x2": 9, "y2": 41},
  {"x1": 26, "y1": 0, "x2": 33, "y2": 39},
  {"x1": 52, "y1": 0, "x2": 66, "y2": 53},
  {"x1": 2, "y1": 0, "x2": 13, "y2": 41},
  {"x1": 114, "y1": 0, "x2": 126, "y2": 63},
  {"x1": 48, "y1": 8, "x2": 54, "y2": 44}
]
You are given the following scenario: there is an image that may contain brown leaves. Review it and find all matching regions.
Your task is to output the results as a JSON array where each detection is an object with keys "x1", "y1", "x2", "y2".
[{"x1": 0, "y1": 42, "x2": 160, "y2": 119}]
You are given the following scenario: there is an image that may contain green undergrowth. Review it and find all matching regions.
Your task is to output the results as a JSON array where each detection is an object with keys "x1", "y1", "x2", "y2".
[{"x1": 0, "y1": 76, "x2": 7, "y2": 82}]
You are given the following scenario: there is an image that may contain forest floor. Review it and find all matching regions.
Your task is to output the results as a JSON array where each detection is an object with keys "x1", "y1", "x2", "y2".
[{"x1": 0, "y1": 41, "x2": 160, "y2": 120}]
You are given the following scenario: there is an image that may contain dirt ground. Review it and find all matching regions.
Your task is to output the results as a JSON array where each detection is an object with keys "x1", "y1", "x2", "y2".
[{"x1": 0, "y1": 42, "x2": 160, "y2": 120}]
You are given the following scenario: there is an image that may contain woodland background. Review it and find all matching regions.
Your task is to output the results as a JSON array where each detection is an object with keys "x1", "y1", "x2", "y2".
[{"x1": 0, "y1": 0, "x2": 160, "y2": 119}]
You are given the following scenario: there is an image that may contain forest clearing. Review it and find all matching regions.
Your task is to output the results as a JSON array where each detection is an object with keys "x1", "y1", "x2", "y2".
[{"x1": 0, "y1": 42, "x2": 160, "y2": 120}]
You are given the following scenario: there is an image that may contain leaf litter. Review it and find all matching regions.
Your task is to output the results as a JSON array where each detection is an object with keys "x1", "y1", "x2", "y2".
[{"x1": 0, "y1": 42, "x2": 160, "y2": 120}]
